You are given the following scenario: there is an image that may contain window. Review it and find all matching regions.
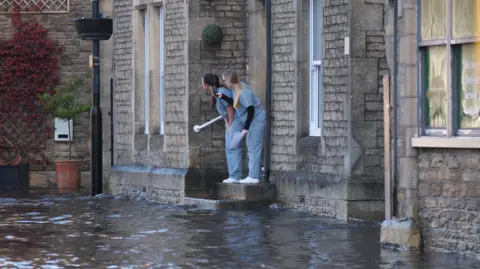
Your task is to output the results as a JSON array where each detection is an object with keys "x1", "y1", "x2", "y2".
[
  {"x1": 420, "y1": 0, "x2": 480, "y2": 136},
  {"x1": 144, "y1": 10, "x2": 150, "y2": 135},
  {"x1": 309, "y1": 0, "x2": 324, "y2": 136},
  {"x1": 158, "y1": 6, "x2": 165, "y2": 135}
]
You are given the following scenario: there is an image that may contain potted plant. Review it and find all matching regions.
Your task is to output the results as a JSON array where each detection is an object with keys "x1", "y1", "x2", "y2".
[{"x1": 37, "y1": 77, "x2": 91, "y2": 192}]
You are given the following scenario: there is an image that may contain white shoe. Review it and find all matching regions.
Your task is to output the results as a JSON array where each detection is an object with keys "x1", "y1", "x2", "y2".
[
  {"x1": 223, "y1": 178, "x2": 238, "y2": 183},
  {"x1": 238, "y1": 177, "x2": 259, "y2": 184}
]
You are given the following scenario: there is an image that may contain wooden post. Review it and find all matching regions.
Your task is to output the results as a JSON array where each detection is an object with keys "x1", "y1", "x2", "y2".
[{"x1": 383, "y1": 75, "x2": 392, "y2": 220}]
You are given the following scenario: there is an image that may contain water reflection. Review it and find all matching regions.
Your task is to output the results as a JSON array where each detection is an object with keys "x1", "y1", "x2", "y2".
[{"x1": 0, "y1": 190, "x2": 479, "y2": 268}]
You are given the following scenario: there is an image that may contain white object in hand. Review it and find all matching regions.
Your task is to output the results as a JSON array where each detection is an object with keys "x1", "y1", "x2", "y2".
[{"x1": 193, "y1": 115, "x2": 223, "y2": 132}]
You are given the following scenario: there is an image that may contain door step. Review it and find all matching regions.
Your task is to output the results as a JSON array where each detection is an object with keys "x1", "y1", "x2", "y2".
[{"x1": 184, "y1": 183, "x2": 276, "y2": 210}]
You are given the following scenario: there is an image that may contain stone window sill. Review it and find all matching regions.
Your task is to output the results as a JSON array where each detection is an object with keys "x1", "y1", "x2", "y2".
[
  {"x1": 411, "y1": 136, "x2": 480, "y2": 149},
  {"x1": 133, "y1": 0, "x2": 163, "y2": 9}
]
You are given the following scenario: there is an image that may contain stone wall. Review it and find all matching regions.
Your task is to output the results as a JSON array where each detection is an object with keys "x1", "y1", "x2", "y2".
[
  {"x1": 162, "y1": 0, "x2": 189, "y2": 168},
  {"x1": 0, "y1": 0, "x2": 92, "y2": 174},
  {"x1": 350, "y1": 0, "x2": 387, "y2": 178},
  {"x1": 417, "y1": 149, "x2": 480, "y2": 258},
  {"x1": 111, "y1": 0, "x2": 249, "y2": 196},
  {"x1": 269, "y1": 0, "x2": 298, "y2": 172},
  {"x1": 113, "y1": 0, "x2": 134, "y2": 165},
  {"x1": 268, "y1": 0, "x2": 385, "y2": 220},
  {"x1": 114, "y1": 0, "x2": 188, "y2": 168},
  {"x1": 187, "y1": 0, "x2": 247, "y2": 172},
  {"x1": 108, "y1": 166, "x2": 186, "y2": 204}
]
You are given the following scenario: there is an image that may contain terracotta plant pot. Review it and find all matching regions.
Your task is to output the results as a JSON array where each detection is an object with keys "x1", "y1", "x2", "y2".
[{"x1": 55, "y1": 160, "x2": 81, "y2": 192}]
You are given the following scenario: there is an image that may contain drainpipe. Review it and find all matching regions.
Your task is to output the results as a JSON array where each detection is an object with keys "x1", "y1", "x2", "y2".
[
  {"x1": 110, "y1": 77, "x2": 114, "y2": 167},
  {"x1": 263, "y1": 0, "x2": 272, "y2": 183},
  {"x1": 391, "y1": 0, "x2": 399, "y2": 217}
]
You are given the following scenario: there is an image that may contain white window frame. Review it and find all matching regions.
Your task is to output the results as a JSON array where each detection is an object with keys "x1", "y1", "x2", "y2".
[
  {"x1": 159, "y1": 6, "x2": 165, "y2": 135},
  {"x1": 309, "y1": 0, "x2": 325, "y2": 137},
  {"x1": 144, "y1": 11, "x2": 150, "y2": 135}
]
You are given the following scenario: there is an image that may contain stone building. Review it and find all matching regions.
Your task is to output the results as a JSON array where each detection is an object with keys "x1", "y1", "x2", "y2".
[
  {"x1": 106, "y1": 0, "x2": 387, "y2": 221},
  {"x1": 382, "y1": 0, "x2": 480, "y2": 258},
  {"x1": 0, "y1": 0, "x2": 96, "y2": 187}
]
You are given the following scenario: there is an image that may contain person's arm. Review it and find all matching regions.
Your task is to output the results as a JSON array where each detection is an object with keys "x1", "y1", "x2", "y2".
[
  {"x1": 244, "y1": 106, "x2": 254, "y2": 130},
  {"x1": 226, "y1": 106, "x2": 235, "y2": 127},
  {"x1": 219, "y1": 94, "x2": 234, "y2": 105}
]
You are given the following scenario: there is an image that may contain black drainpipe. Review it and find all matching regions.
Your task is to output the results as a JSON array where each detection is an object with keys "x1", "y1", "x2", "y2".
[
  {"x1": 263, "y1": 0, "x2": 272, "y2": 183},
  {"x1": 109, "y1": 77, "x2": 114, "y2": 167},
  {"x1": 391, "y1": 0, "x2": 399, "y2": 217}
]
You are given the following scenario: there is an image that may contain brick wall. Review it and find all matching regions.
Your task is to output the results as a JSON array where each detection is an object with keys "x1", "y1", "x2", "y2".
[
  {"x1": 417, "y1": 149, "x2": 480, "y2": 258},
  {"x1": 0, "y1": 0, "x2": 92, "y2": 172}
]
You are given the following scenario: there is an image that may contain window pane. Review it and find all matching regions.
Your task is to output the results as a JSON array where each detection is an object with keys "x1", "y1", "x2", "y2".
[
  {"x1": 453, "y1": 0, "x2": 480, "y2": 38},
  {"x1": 312, "y1": 0, "x2": 324, "y2": 61},
  {"x1": 425, "y1": 46, "x2": 448, "y2": 129},
  {"x1": 421, "y1": 0, "x2": 446, "y2": 40},
  {"x1": 457, "y1": 43, "x2": 480, "y2": 129}
]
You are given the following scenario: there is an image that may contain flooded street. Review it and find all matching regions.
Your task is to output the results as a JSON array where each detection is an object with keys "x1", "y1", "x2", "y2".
[{"x1": 0, "y1": 190, "x2": 478, "y2": 268}]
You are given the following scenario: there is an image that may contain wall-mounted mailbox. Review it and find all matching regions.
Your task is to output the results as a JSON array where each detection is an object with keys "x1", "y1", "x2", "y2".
[{"x1": 54, "y1": 118, "x2": 73, "y2": 142}]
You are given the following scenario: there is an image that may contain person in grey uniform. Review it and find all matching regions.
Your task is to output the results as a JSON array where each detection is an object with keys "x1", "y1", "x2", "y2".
[
  {"x1": 216, "y1": 69, "x2": 265, "y2": 184},
  {"x1": 202, "y1": 73, "x2": 243, "y2": 183}
]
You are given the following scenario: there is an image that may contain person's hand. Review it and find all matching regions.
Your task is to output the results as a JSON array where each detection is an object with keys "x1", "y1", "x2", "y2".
[
  {"x1": 241, "y1": 129, "x2": 248, "y2": 137},
  {"x1": 215, "y1": 93, "x2": 223, "y2": 99}
]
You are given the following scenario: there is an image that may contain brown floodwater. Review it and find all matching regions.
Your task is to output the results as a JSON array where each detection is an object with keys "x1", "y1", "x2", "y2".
[{"x1": 0, "y1": 190, "x2": 479, "y2": 268}]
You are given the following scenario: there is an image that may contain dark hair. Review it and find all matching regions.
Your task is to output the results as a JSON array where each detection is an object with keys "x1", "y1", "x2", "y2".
[
  {"x1": 203, "y1": 73, "x2": 221, "y2": 88},
  {"x1": 203, "y1": 73, "x2": 225, "y2": 109}
]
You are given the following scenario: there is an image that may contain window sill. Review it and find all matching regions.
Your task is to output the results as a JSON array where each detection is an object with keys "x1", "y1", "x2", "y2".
[
  {"x1": 133, "y1": 0, "x2": 163, "y2": 9},
  {"x1": 411, "y1": 136, "x2": 480, "y2": 149}
]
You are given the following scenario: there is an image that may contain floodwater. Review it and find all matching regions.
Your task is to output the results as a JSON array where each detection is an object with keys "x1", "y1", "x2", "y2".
[{"x1": 0, "y1": 191, "x2": 479, "y2": 269}]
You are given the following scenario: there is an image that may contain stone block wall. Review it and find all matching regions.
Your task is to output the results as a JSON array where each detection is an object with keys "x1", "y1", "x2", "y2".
[
  {"x1": 269, "y1": 0, "x2": 386, "y2": 220},
  {"x1": 417, "y1": 149, "x2": 480, "y2": 258},
  {"x1": 0, "y1": 0, "x2": 92, "y2": 172},
  {"x1": 269, "y1": 0, "x2": 352, "y2": 176},
  {"x1": 270, "y1": 0, "x2": 298, "y2": 172},
  {"x1": 112, "y1": 0, "x2": 248, "y2": 195},
  {"x1": 187, "y1": 0, "x2": 247, "y2": 172},
  {"x1": 314, "y1": 0, "x2": 349, "y2": 175},
  {"x1": 108, "y1": 167, "x2": 186, "y2": 204},
  {"x1": 350, "y1": 0, "x2": 387, "y2": 178},
  {"x1": 114, "y1": 0, "x2": 188, "y2": 169},
  {"x1": 163, "y1": 0, "x2": 189, "y2": 168},
  {"x1": 113, "y1": 0, "x2": 134, "y2": 166}
]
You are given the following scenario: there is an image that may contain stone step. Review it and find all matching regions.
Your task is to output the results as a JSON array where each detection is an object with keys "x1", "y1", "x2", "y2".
[
  {"x1": 213, "y1": 183, "x2": 276, "y2": 201},
  {"x1": 183, "y1": 183, "x2": 276, "y2": 210},
  {"x1": 184, "y1": 197, "x2": 272, "y2": 210}
]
